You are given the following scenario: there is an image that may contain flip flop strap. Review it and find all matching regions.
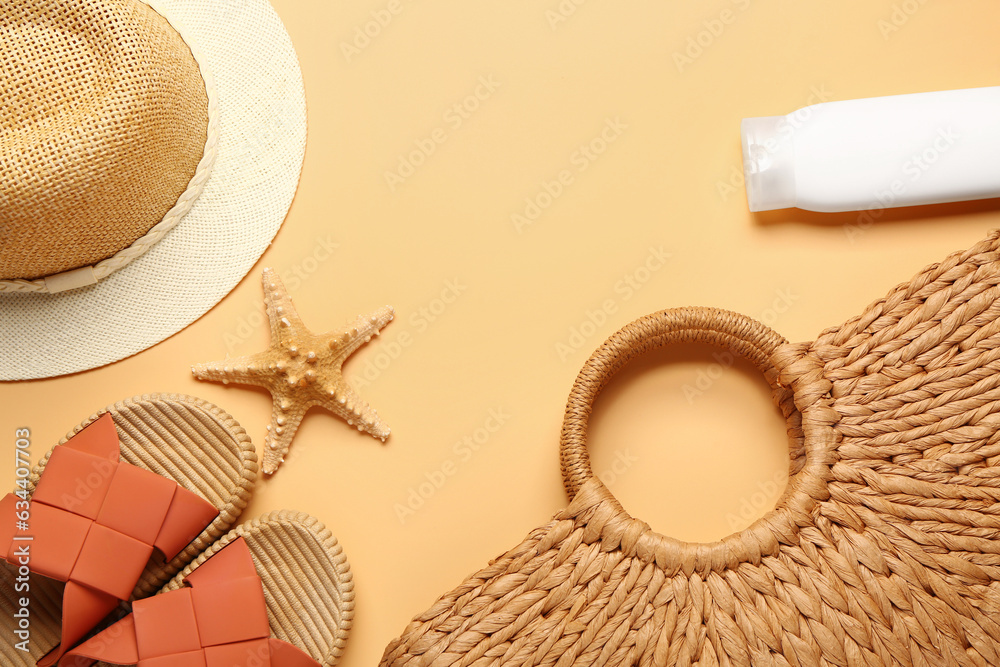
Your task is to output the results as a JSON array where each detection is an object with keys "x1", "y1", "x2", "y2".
[
  {"x1": 61, "y1": 538, "x2": 320, "y2": 667},
  {"x1": 0, "y1": 413, "x2": 219, "y2": 664}
]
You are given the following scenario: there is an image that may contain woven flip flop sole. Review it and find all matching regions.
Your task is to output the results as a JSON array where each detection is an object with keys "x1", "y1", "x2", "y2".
[
  {"x1": 0, "y1": 393, "x2": 258, "y2": 665},
  {"x1": 159, "y1": 510, "x2": 355, "y2": 667}
]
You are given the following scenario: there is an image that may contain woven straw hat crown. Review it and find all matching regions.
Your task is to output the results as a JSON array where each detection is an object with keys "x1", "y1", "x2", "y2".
[
  {"x1": 1, "y1": 0, "x2": 215, "y2": 292},
  {"x1": 0, "y1": 0, "x2": 306, "y2": 380}
]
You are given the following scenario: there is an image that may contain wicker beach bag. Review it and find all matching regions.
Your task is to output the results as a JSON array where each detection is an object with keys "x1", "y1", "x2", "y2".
[{"x1": 381, "y1": 230, "x2": 1000, "y2": 667}]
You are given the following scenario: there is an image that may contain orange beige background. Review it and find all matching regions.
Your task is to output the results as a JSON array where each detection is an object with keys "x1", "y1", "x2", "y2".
[{"x1": 3, "y1": 1, "x2": 1000, "y2": 664}]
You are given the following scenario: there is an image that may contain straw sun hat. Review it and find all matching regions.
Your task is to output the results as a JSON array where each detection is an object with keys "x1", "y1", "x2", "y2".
[{"x1": 0, "y1": 0, "x2": 307, "y2": 380}]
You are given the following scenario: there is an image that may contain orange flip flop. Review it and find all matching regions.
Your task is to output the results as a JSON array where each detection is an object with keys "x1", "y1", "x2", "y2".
[
  {"x1": 63, "y1": 510, "x2": 355, "y2": 667},
  {"x1": 0, "y1": 395, "x2": 258, "y2": 666}
]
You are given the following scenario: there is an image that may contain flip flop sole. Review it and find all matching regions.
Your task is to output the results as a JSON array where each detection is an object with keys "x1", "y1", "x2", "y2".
[
  {"x1": 0, "y1": 393, "x2": 258, "y2": 665},
  {"x1": 160, "y1": 510, "x2": 355, "y2": 667}
]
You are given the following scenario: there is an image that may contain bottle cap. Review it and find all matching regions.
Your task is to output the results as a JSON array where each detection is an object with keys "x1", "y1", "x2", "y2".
[{"x1": 741, "y1": 115, "x2": 796, "y2": 212}]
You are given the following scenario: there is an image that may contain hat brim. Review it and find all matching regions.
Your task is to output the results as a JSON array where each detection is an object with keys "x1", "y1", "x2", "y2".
[{"x1": 0, "y1": 0, "x2": 307, "y2": 381}]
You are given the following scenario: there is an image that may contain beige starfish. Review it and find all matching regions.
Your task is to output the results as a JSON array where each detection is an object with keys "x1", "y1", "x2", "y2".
[{"x1": 192, "y1": 268, "x2": 394, "y2": 474}]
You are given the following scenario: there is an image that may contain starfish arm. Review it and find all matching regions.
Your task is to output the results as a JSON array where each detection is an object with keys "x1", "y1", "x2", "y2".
[
  {"x1": 193, "y1": 269, "x2": 395, "y2": 475},
  {"x1": 262, "y1": 395, "x2": 309, "y2": 475},
  {"x1": 328, "y1": 306, "x2": 395, "y2": 363},
  {"x1": 261, "y1": 268, "x2": 309, "y2": 346},
  {"x1": 191, "y1": 352, "x2": 274, "y2": 388},
  {"x1": 319, "y1": 381, "x2": 390, "y2": 442}
]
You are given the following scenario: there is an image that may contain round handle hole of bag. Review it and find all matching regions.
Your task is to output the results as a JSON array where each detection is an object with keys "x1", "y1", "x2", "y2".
[
  {"x1": 585, "y1": 340, "x2": 800, "y2": 543},
  {"x1": 561, "y1": 307, "x2": 835, "y2": 571}
]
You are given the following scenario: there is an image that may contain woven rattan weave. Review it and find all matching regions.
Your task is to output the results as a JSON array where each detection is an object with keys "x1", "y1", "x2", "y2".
[{"x1": 382, "y1": 230, "x2": 1000, "y2": 667}]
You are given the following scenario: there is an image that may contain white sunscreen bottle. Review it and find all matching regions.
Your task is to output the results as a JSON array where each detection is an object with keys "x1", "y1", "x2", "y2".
[{"x1": 741, "y1": 86, "x2": 1000, "y2": 213}]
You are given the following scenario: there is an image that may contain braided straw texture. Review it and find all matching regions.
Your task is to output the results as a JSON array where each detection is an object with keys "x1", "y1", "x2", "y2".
[
  {"x1": 0, "y1": 0, "x2": 307, "y2": 380},
  {"x1": 0, "y1": 0, "x2": 215, "y2": 288},
  {"x1": 0, "y1": 393, "x2": 258, "y2": 666},
  {"x1": 158, "y1": 510, "x2": 355, "y2": 667},
  {"x1": 382, "y1": 230, "x2": 1000, "y2": 667}
]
